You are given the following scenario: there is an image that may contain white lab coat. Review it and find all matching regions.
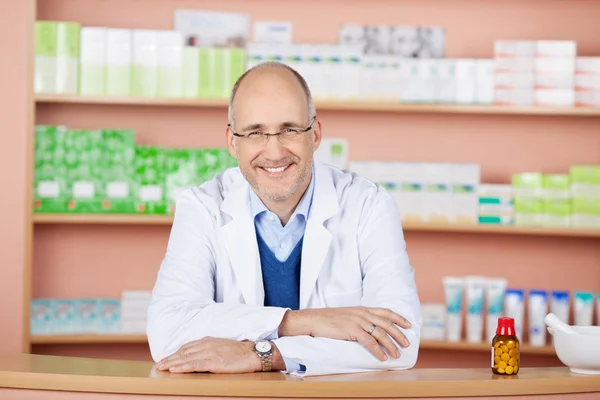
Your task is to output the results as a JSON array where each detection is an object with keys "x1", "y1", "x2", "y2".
[{"x1": 147, "y1": 161, "x2": 422, "y2": 376}]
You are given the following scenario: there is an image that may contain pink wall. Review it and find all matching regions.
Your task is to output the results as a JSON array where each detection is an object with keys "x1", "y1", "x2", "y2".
[
  {"x1": 0, "y1": 1, "x2": 34, "y2": 354},
  {"x1": 27, "y1": 0, "x2": 600, "y2": 367}
]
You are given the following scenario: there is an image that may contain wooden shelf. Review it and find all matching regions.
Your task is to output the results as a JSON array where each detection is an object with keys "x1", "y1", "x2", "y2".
[
  {"x1": 32, "y1": 214, "x2": 600, "y2": 238},
  {"x1": 420, "y1": 340, "x2": 556, "y2": 356},
  {"x1": 28, "y1": 335, "x2": 555, "y2": 355},
  {"x1": 33, "y1": 213, "x2": 174, "y2": 225},
  {"x1": 30, "y1": 334, "x2": 147, "y2": 345},
  {"x1": 35, "y1": 94, "x2": 600, "y2": 117}
]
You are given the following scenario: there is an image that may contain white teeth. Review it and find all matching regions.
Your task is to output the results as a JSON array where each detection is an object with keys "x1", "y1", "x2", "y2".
[{"x1": 264, "y1": 166, "x2": 287, "y2": 173}]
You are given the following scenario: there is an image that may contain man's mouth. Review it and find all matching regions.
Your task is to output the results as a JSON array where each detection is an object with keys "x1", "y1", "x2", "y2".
[{"x1": 260, "y1": 164, "x2": 291, "y2": 174}]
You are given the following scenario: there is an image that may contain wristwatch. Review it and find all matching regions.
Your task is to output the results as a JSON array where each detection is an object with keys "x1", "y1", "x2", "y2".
[{"x1": 253, "y1": 340, "x2": 273, "y2": 372}]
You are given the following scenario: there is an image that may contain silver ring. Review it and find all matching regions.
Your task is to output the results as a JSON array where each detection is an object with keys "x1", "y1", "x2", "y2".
[{"x1": 367, "y1": 324, "x2": 377, "y2": 335}]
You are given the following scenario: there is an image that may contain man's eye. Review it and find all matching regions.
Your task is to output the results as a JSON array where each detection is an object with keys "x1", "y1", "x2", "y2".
[
  {"x1": 283, "y1": 128, "x2": 299, "y2": 134},
  {"x1": 247, "y1": 132, "x2": 262, "y2": 137}
]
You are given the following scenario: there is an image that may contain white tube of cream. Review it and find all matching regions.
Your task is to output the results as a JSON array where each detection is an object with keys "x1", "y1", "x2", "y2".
[
  {"x1": 465, "y1": 276, "x2": 486, "y2": 343},
  {"x1": 551, "y1": 291, "x2": 570, "y2": 324},
  {"x1": 574, "y1": 291, "x2": 594, "y2": 326},
  {"x1": 443, "y1": 277, "x2": 464, "y2": 342},
  {"x1": 504, "y1": 289, "x2": 524, "y2": 340},
  {"x1": 485, "y1": 278, "x2": 507, "y2": 342},
  {"x1": 528, "y1": 290, "x2": 548, "y2": 346}
]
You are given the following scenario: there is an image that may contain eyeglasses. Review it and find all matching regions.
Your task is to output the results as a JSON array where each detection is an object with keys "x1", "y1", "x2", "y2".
[{"x1": 228, "y1": 117, "x2": 316, "y2": 146}]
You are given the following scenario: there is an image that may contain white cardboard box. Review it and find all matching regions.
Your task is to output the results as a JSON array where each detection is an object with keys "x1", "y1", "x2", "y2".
[{"x1": 535, "y1": 89, "x2": 575, "y2": 107}]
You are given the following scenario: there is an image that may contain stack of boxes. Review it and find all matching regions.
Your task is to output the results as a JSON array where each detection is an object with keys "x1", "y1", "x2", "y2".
[
  {"x1": 478, "y1": 184, "x2": 514, "y2": 225},
  {"x1": 31, "y1": 298, "x2": 121, "y2": 335},
  {"x1": 35, "y1": 21, "x2": 246, "y2": 99},
  {"x1": 33, "y1": 125, "x2": 237, "y2": 215},
  {"x1": 535, "y1": 41, "x2": 576, "y2": 107},
  {"x1": 512, "y1": 173, "x2": 544, "y2": 226},
  {"x1": 349, "y1": 162, "x2": 480, "y2": 224},
  {"x1": 35, "y1": 21, "x2": 80, "y2": 94},
  {"x1": 494, "y1": 40, "x2": 577, "y2": 107},
  {"x1": 120, "y1": 291, "x2": 152, "y2": 334},
  {"x1": 494, "y1": 41, "x2": 536, "y2": 106},
  {"x1": 575, "y1": 58, "x2": 600, "y2": 107},
  {"x1": 542, "y1": 174, "x2": 571, "y2": 227},
  {"x1": 571, "y1": 166, "x2": 600, "y2": 228}
]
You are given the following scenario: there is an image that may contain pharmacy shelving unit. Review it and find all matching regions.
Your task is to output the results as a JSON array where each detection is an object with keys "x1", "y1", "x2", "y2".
[
  {"x1": 35, "y1": 94, "x2": 600, "y2": 117},
  {"x1": 33, "y1": 213, "x2": 600, "y2": 238},
  {"x1": 27, "y1": 0, "x2": 600, "y2": 368}
]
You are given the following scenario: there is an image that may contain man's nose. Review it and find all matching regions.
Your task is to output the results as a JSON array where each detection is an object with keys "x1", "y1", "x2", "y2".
[{"x1": 261, "y1": 135, "x2": 287, "y2": 159}]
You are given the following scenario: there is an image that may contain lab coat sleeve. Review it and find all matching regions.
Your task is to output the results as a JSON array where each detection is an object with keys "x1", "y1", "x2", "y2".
[
  {"x1": 146, "y1": 189, "x2": 289, "y2": 362},
  {"x1": 273, "y1": 187, "x2": 423, "y2": 376}
]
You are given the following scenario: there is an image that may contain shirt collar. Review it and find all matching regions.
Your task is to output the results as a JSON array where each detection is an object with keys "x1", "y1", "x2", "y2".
[{"x1": 250, "y1": 167, "x2": 315, "y2": 221}]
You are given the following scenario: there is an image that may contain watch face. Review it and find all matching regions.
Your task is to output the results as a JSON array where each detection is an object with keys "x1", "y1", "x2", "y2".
[{"x1": 255, "y1": 341, "x2": 272, "y2": 353}]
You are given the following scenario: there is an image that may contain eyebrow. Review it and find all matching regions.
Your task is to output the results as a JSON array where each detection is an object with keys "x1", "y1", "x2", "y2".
[{"x1": 239, "y1": 121, "x2": 305, "y2": 132}]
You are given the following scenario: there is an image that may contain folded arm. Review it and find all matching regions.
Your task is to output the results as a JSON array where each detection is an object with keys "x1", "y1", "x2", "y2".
[{"x1": 146, "y1": 189, "x2": 288, "y2": 362}]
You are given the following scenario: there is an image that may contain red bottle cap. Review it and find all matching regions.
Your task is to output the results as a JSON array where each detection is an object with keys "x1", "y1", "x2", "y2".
[{"x1": 496, "y1": 317, "x2": 516, "y2": 336}]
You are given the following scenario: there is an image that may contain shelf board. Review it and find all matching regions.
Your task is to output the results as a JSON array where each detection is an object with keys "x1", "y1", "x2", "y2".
[
  {"x1": 30, "y1": 334, "x2": 147, "y2": 345},
  {"x1": 35, "y1": 94, "x2": 600, "y2": 117},
  {"x1": 28, "y1": 335, "x2": 555, "y2": 355},
  {"x1": 33, "y1": 213, "x2": 174, "y2": 225},
  {"x1": 32, "y1": 214, "x2": 600, "y2": 238},
  {"x1": 420, "y1": 340, "x2": 555, "y2": 356}
]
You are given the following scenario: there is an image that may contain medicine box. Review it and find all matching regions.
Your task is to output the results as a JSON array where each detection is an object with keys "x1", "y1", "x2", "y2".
[
  {"x1": 132, "y1": 30, "x2": 159, "y2": 97},
  {"x1": 495, "y1": 89, "x2": 534, "y2": 106},
  {"x1": 536, "y1": 41, "x2": 577, "y2": 58},
  {"x1": 423, "y1": 163, "x2": 453, "y2": 223},
  {"x1": 65, "y1": 129, "x2": 104, "y2": 213},
  {"x1": 106, "y1": 29, "x2": 132, "y2": 97},
  {"x1": 30, "y1": 299, "x2": 54, "y2": 335},
  {"x1": 543, "y1": 174, "x2": 570, "y2": 201},
  {"x1": 535, "y1": 89, "x2": 575, "y2": 107},
  {"x1": 420, "y1": 303, "x2": 446, "y2": 341},
  {"x1": 98, "y1": 299, "x2": 121, "y2": 334},
  {"x1": 514, "y1": 198, "x2": 545, "y2": 226},
  {"x1": 165, "y1": 148, "x2": 197, "y2": 214},
  {"x1": 512, "y1": 173, "x2": 544, "y2": 199},
  {"x1": 494, "y1": 41, "x2": 536, "y2": 58},
  {"x1": 134, "y1": 146, "x2": 166, "y2": 214},
  {"x1": 397, "y1": 162, "x2": 425, "y2": 223},
  {"x1": 34, "y1": 21, "x2": 58, "y2": 94},
  {"x1": 75, "y1": 298, "x2": 100, "y2": 334},
  {"x1": 543, "y1": 200, "x2": 572, "y2": 227},
  {"x1": 101, "y1": 129, "x2": 136, "y2": 213},
  {"x1": 34, "y1": 125, "x2": 68, "y2": 213},
  {"x1": 451, "y1": 163, "x2": 480, "y2": 224},
  {"x1": 55, "y1": 22, "x2": 80, "y2": 94},
  {"x1": 570, "y1": 166, "x2": 600, "y2": 198},
  {"x1": 572, "y1": 198, "x2": 600, "y2": 228},
  {"x1": 80, "y1": 27, "x2": 107, "y2": 95}
]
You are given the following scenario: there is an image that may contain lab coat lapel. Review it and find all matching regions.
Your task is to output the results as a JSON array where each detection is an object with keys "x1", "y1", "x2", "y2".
[
  {"x1": 219, "y1": 183, "x2": 264, "y2": 306},
  {"x1": 300, "y1": 163, "x2": 339, "y2": 309}
]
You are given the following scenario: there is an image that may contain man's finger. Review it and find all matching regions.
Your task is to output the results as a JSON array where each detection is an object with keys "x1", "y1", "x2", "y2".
[
  {"x1": 369, "y1": 308, "x2": 412, "y2": 329},
  {"x1": 368, "y1": 315, "x2": 410, "y2": 348},
  {"x1": 157, "y1": 355, "x2": 185, "y2": 371},
  {"x1": 169, "y1": 358, "x2": 209, "y2": 373},
  {"x1": 355, "y1": 329, "x2": 387, "y2": 361},
  {"x1": 368, "y1": 324, "x2": 400, "y2": 359}
]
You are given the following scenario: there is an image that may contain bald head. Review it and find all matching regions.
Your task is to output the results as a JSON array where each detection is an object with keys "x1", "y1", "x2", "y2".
[{"x1": 228, "y1": 62, "x2": 316, "y2": 129}]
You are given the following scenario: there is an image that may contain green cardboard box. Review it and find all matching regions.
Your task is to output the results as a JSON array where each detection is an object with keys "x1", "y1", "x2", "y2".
[
  {"x1": 182, "y1": 47, "x2": 200, "y2": 98},
  {"x1": 570, "y1": 166, "x2": 600, "y2": 199},
  {"x1": 56, "y1": 22, "x2": 80, "y2": 94},
  {"x1": 33, "y1": 125, "x2": 68, "y2": 213},
  {"x1": 198, "y1": 47, "x2": 215, "y2": 98},
  {"x1": 101, "y1": 129, "x2": 135, "y2": 213},
  {"x1": 514, "y1": 198, "x2": 544, "y2": 226},
  {"x1": 543, "y1": 200, "x2": 571, "y2": 227},
  {"x1": 543, "y1": 174, "x2": 570, "y2": 201},
  {"x1": 64, "y1": 129, "x2": 104, "y2": 213},
  {"x1": 512, "y1": 172, "x2": 543, "y2": 200},
  {"x1": 134, "y1": 146, "x2": 166, "y2": 214},
  {"x1": 572, "y1": 197, "x2": 600, "y2": 228},
  {"x1": 34, "y1": 21, "x2": 58, "y2": 94},
  {"x1": 165, "y1": 149, "x2": 196, "y2": 214}
]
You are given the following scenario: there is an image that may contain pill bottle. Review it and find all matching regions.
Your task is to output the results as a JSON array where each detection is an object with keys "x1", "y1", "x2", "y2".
[{"x1": 491, "y1": 317, "x2": 520, "y2": 375}]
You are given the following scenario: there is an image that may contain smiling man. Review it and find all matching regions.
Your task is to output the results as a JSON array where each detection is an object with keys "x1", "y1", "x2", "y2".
[{"x1": 147, "y1": 62, "x2": 422, "y2": 376}]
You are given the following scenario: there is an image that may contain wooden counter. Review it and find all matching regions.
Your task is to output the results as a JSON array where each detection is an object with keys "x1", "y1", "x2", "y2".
[{"x1": 0, "y1": 354, "x2": 599, "y2": 399}]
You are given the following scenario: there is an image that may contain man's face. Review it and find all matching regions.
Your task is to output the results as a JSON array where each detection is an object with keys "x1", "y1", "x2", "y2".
[{"x1": 227, "y1": 69, "x2": 321, "y2": 203}]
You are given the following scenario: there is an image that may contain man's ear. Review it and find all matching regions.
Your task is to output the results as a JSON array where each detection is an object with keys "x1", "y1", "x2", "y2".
[
  {"x1": 226, "y1": 125, "x2": 237, "y2": 159},
  {"x1": 312, "y1": 119, "x2": 323, "y2": 152}
]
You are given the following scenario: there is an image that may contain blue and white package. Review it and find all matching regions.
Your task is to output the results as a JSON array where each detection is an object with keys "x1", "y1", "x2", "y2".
[
  {"x1": 98, "y1": 299, "x2": 121, "y2": 334},
  {"x1": 53, "y1": 299, "x2": 76, "y2": 334},
  {"x1": 504, "y1": 289, "x2": 524, "y2": 339},
  {"x1": 75, "y1": 298, "x2": 99, "y2": 333},
  {"x1": 30, "y1": 299, "x2": 54, "y2": 335},
  {"x1": 528, "y1": 290, "x2": 548, "y2": 346},
  {"x1": 551, "y1": 291, "x2": 570, "y2": 324}
]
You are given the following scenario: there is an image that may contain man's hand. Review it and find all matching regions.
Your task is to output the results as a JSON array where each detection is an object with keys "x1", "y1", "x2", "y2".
[
  {"x1": 278, "y1": 307, "x2": 412, "y2": 361},
  {"x1": 156, "y1": 337, "x2": 264, "y2": 374}
]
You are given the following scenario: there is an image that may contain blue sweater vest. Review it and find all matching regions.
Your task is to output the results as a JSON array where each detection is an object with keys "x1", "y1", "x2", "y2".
[{"x1": 256, "y1": 231, "x2": 303, "y2": 310}]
